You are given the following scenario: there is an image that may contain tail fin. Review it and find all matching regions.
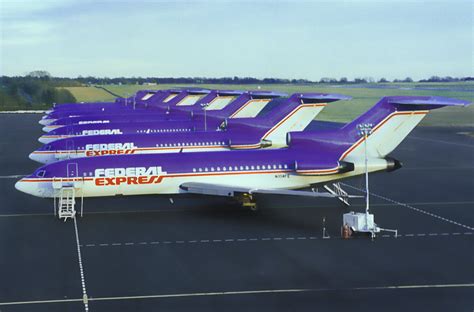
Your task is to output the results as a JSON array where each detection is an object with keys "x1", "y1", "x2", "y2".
[
  {"x1": 260, "y1": 93, "x2": 351, "y2": 145},
  {"x1": 340, "y1": 96, "x2": 470, "y2": 160}
]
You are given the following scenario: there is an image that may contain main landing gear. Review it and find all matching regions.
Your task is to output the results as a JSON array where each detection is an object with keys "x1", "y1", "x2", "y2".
[{"x1": 238, "y1": 193, "x2": 258, "y2": 211}]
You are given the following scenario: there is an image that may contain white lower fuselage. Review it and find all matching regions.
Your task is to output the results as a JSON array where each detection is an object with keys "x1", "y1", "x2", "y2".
[{"x1": 16, "y1": 158, "x2": 389, "y2": 198}]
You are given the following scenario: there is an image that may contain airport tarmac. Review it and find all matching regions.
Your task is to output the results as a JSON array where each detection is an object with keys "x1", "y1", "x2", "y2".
[{"x1": 0, "y1": 113, "x2": 473, "y2": 311}]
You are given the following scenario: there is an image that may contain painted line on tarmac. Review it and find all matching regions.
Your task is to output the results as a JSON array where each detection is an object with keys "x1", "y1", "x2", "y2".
[
  {"x1": 341, "y1": 183, "x2": 474, "y2": 231},
  {"x1": 79, "y1": 232, "x2": 473, "y2": 248},
  {"x1": 403, "y1": 166, "x2": 474, "y2": 171},
  {"x1": 0, "y1": 110, "x2": 46, "y2": 114},
  {"x1": 409, "y1": 136, "x2": 474, "y2": 148},
  {"x1": 0, "y1": 283, "x2": 472, "y2": 307},
  {"x1": 73, "y1": 217, "x2": 90, "y2": 312},
  {"x1": 0, "y1": 175, "x2": 26, "y2": 179}
]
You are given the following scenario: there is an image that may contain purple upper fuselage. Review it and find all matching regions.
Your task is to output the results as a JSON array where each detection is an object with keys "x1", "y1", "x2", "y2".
[
  {"x1": 23, "y1": 96, "x2": 471, "y2": 189},
  {"x1": 49, "y1": 89, "x2": 160, "y2": 111},
  {"x1": 36, "y1": 93, "x2": 351, "y2": 155},
  {"x1": 44, "y1": 90, "x2": 283, "y2": 129},
  {"x1": 39, "y1": 92, "x2": 336, "y2": 143},
  {"x1": 42, "y1": 89, "x2": 210, "y2": 121}
]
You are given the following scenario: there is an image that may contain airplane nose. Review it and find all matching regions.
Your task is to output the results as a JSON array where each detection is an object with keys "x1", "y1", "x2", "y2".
[
  {"x1": 29, "y1": 152, "x2": 49, "y2": 164},
  {"x1": 39, "y1": 118, "x2": 56, "y2": 126},
  {"x1": 15, "y1": 178, "x2": 51, "y2": 198},
  {"x1": 15, "y1": 179, "x2": 35, "y2": 196},
  {"x1": 38, "y1": 135, "x2": 57, "y2": 144},
  {"x1": 42, "y1": 125, "x2": 56, "y2": 132}
]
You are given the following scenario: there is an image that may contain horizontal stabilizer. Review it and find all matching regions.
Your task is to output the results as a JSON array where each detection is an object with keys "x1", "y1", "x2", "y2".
[
  {"x1": 297, "y1": 93, "x2": 352, "y2": 102},
  {"x1": 388, "y1": 96, "x2": 471, "y2": 107}
]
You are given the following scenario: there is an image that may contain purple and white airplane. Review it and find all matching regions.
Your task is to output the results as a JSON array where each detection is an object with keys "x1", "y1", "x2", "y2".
[
  {"x1": 16, "y1": 96, "x2": 470, "y2": 209},
  {"x1": 48, "y1": 89, "x2": 162, "y2": 112},
  {"x1": 41, "y1": 90, "x2": 283, "y2": 132},
  {"x1": 40, "y1": 88, "x2": 219, "y2": 125},
  {"x1": 30, "y1": 93, "x2": 350, "y2": 164},
  {"x1": 40, "y1": 89, "x2": 175, "y2": 125},
  {"x1": 37, "y1": 92, "x2": 321, "y2": 144}
]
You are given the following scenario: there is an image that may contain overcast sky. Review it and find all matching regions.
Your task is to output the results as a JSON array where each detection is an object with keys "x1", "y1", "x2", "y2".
[{"x1": 0, "y1": 0, "x2": 472, "y2": 80}]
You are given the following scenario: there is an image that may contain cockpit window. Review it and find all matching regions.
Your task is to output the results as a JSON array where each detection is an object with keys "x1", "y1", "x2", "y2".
[{"x1": 36, "y1": 170, "x2": 46, "y2": 177}]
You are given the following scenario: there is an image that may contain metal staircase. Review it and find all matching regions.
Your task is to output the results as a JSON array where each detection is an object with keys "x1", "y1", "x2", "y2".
[
  {"x1": 323, "y1": 182, "x2": 350, "y2": 206},
  {"x1": 57, "y1": 187, "x2": 76, "y2": 221},
  {"x1": 52, "y1": 162, "x2": 84, "y2": 221}
]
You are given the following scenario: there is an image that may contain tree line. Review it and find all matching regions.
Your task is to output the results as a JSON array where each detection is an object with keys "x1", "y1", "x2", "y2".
[
  {"x1": 1, "y1": 71, "x2": 472, "y2": 109},
  {"x1": 74, "y1": 75, "x2": 473, "y2": 85},
  {"x1": 0, "y1": 74, "x2": 78, "y2": 109}
]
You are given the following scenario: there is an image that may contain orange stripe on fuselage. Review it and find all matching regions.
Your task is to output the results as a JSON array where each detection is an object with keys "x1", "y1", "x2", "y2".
[{"x1": 19, "y1": 169, "x2": 293, "y2": 183}]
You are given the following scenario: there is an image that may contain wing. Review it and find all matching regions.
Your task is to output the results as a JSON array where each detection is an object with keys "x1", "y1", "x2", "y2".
[{"x1": 179, "y1": 182, "x2": 353, "y2": 198}]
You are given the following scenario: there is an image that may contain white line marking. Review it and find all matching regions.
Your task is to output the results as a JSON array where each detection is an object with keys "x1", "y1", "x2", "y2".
[
  {"x1": 0, "y1": 174, "x2": 26, "y2": 179},
  {"x1": 341, "y1": 183, "x2": 474, "y2": 231},
  {"x1": 403, "y1": 166, "x2": 474, "y2": 171},
  {"x1": 1, "y1": 283, "x2": 472, "y2": 306},
  {"x1": 73, "y1": 217, "x2": 89, "y2": 312},
  {"x1": 82, "y1": 231, "x2": 474, "y2": 248},
  {"x1": 409, "y1": 136, "x2": 474, "y2": 148},
  {"x1": 0, "y1": 110, "x2": 46, "y2": 114}
]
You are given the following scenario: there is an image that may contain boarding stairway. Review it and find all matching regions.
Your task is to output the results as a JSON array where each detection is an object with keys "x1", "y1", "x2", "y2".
[
  {"x1": 56, "y1": 187, "x2": 76, "y2": 221},
  {"x1": 323, "y1": 182, "x2": 350, "y2": 206},
  {"x1": 52, "y1": 163, "x2": 84, "y2": 221}
]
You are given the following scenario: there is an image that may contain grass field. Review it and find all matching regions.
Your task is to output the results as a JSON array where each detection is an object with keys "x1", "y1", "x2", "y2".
[
  {"x1": 89, "y1": 83, "x2": 474, "y2": 127},
  {"x1": 60, "y1": 87, "x2": 117, "y2": 103}
]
